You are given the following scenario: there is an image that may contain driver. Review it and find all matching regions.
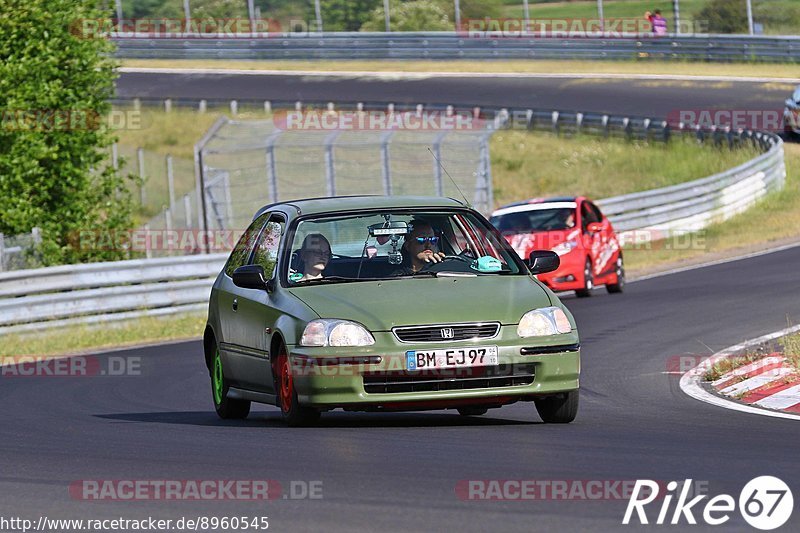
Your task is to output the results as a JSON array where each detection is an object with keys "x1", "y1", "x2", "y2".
[
  {"x1": 392, "y1": 219, "x2": 446, "y2": 276},
  {"x1": 296, "y1": 233, "x2": 331, "y2": 282}
]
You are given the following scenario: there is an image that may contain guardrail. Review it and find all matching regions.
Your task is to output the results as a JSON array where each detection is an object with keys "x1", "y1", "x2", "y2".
[
  {"x1": 0, "y1": 254, "x2": 226, "y2": 335},
  {"x1": 0, "y1": 101, "x2": 786, "y2": 335},
  {"x1": 113, "y1": 32, "x2": 800, "y2": 62}
]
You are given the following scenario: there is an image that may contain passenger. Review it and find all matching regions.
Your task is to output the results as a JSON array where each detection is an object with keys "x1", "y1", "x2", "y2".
[
  {"x1": 392, "y1": 219, "x2": 446, "y2": 276},
  {"x1": 297, "y1": 233, "x2": 331, "y2": 282}
]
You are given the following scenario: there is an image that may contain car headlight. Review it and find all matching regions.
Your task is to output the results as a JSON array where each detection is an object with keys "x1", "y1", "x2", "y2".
[
  {"x1": 551, "y1": 239, "x2": 578, "y2": 256},
  {"x1": 517, "y1": 307, "x2": 572, "y2": 337},
  {"x1": 300, "y1": 319, "x2": 375, "y2": 347}
]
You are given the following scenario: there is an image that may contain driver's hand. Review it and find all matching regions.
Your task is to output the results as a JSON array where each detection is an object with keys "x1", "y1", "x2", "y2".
[{"x1": 425, "y1": 252, "x2": 447, "y2": 263}]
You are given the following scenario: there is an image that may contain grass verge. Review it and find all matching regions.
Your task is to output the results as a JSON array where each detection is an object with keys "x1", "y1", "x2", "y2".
[
  {"x1": 120, "y1": 58, "x2": 800, "y2": 80},
  {"x1": 490, "y1": 130, "x2": 760, "y2": 205},
  {"x1": 783, "y1": 333, "x2": 800, "y2": 371},
  {"x1": 0, "y1": 313, "x2": 205, "y2": 359},
  {"x1": 624, "y1": 143, "x2": 800, "y2": 274}
]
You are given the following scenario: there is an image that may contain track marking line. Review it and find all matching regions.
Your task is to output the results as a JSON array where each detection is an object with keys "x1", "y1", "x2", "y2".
[{"x1": 117, "y1": 67, "x2": 800, "y2": 84}]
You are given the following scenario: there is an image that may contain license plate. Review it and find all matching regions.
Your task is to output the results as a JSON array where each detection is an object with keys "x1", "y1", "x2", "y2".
[{"x1": 406, "y1": 346, "x2": 499, "y2": 371}]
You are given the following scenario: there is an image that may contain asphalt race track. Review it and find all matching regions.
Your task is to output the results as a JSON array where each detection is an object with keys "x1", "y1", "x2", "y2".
[
  {"x1": 116, "y1": 71, "x2": 793, "y2": 118},
  {"x1": 3, "y1": 246, "x2": 800, "y2": 531}
]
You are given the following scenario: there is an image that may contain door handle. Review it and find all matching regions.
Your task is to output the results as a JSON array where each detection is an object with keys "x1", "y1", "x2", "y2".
[{"x1": 232, "y1": 298, "x2": 238, "y2": 312}]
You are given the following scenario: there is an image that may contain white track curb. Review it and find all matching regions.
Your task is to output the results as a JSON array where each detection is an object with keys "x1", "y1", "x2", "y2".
[{"x1": 680, "y1": 325, "x2": 800, "y2": 421}]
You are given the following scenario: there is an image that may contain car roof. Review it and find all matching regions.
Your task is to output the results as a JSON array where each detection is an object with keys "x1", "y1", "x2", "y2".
[
  {"x1": 255, "y1": 195, "x2": 467, "y2": 219},
  {"x1": 491, "y1": 196, "x2": 581, "y2": 216}
]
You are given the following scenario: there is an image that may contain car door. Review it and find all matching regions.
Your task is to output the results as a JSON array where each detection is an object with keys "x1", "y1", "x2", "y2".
[
  {"x1": 224, "y1": 214, "x2": 287, "y2": 393},
  {"x1": 586, "y1": 201, "x2": 615, "y2": 277}
]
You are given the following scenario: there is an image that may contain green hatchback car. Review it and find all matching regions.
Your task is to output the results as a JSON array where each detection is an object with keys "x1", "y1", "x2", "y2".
[{"x1": 204, "y1": 196, "x2": 580, "y2": 426}]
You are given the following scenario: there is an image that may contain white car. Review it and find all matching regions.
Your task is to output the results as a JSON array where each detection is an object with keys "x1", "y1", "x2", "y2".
[{"x1": 784, "y1": 85, "x2": 800, "y2": 137}]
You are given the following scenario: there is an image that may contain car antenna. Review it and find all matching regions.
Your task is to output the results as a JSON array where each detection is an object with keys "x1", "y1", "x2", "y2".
[{"x1": 427, "y1": 147, "x2": 471, "y2": 207}]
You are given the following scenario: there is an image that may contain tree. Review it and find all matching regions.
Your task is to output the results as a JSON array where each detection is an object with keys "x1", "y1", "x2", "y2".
[
  {"x1": 361, "y1": 0, "x2": 450, "y2": 31},
  {"x1": 0, "y1": 0, "x2": 134, "y2": 265},
  {"x1": 320, "y1": 0, "x2": 382, "y2": 31},
  {"x1": 696, "y1": 0, "x2": 748, "y2": 34}
]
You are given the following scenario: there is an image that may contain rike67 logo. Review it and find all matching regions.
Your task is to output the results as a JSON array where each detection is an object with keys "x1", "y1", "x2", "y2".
[{"x1": 623, "y1": 477, "x2": 793, "y2": 530}]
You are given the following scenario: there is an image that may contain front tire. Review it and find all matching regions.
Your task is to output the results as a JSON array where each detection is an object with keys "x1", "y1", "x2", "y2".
[
  {"x1": 575, "y1": 259, "x2": 594, "y2": 298},
  {"x1": 606, "y1": 256, "x2": 625, "y2": 294},
  {"x1": 535, "y1": 390, "x2": 579, "y2": 423},
  {"x1": 211, "y1": 348, "x2": 250, "y2": 419},
  {"x1": 457, "y1": 406, "x2": 489, "y2": 416},
  {"x1": 275, "y1": 345, "x2": 320, "y2": 427}
]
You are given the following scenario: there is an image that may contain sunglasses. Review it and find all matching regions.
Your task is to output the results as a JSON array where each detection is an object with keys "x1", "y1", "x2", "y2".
[
  {"x1": 307, "y1": 250, "x2": 331, "y2": 259},
  {"x1": 414, "y1": 236, "x2": 440, "y2": 245}
]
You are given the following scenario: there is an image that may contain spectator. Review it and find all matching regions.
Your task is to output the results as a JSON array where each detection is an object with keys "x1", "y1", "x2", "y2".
[{"x1": 652, "y1": 9, "x2": 668, "y2": 35}]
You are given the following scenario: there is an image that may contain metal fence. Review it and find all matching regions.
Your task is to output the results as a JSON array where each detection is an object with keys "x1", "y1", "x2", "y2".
[
  {"x1": 140, "y1": 102, "x2": 498, "y2": 248},
  {"x1": 113, "y1": 32, "x2": 800, "y2": 62},
  {"x1": 0, "y1": 99, "x2": 786, "y2": 332},
  {"x1": 0, "y1": 228, "x2": 42, "y2": 272}
]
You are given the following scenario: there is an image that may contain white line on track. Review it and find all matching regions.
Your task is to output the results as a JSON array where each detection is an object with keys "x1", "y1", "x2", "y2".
[
  {"x1": 680, "y1": 324, "x2": 800, "y2": 421},
  {"x1": 117, "y1": 67, "x2": 800, "y2": 84}
]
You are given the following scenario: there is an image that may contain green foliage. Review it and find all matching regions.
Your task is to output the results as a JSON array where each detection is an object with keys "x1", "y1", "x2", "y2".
[
  {"x1": 361, "y1": 0, "x2": 451, "y2": 31},
  {"x1": 0, "y1": 0, "x2": 135, "y2": 265},
  {"x1": 435, "y1": 0, "x2": 503, "y2": 21},
  {"x1": 193, "y1": 0, "x2": 248, "y2": 19},
  {"x1": 320, "y1": 0, "x2": 382, "y2": 31},
  {"x1": 697, "y1": 0, "x2": 748, "y2": 33}
]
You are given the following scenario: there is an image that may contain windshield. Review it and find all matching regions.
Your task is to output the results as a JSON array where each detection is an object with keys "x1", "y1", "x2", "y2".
[
  {"x1": 490, "y1": 207, "x2": 577, "y2": 233},
  {"x1": 285, "y1": 210, "x2": 524, "y2": 285}
]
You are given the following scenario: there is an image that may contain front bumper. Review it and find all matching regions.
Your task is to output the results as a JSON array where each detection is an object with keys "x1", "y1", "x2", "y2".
[
  {"x1": 536, "y1": 251, "x2": 585, "y2": 291},
  {"x1": 288, "y1": 327, "x2": 580, "y2": 410}
]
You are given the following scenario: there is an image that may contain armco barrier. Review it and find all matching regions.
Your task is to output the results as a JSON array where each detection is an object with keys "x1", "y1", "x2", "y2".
[
  {"x1": 112, "y1": 32, "x2": 800, "y2": 63},
  {"x1": 0, "y1": 254, "x2": 226, "y2": 335},
  {"x1": 0, "y1": 109, "x2": 785, "y2": 334}
]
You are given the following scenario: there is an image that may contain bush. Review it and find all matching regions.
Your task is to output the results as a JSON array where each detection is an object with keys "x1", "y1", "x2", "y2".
[
  {"x1": 0, "y1": 0, "x2": 135, "y2": 265},
  {"x1": 320, "y1": 0, "x2": 382, "y2": 31},
  {"x1": 361, "y1": 0, "x2": 451, "y2": 31},
  {"x1": 696, "y1": 0, "x2": 748, "y2": 34}
]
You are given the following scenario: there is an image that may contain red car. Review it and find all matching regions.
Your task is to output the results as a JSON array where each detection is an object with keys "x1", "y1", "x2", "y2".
[{"x1": 490, "y1": 197, "x2": 624, "y2": 297}]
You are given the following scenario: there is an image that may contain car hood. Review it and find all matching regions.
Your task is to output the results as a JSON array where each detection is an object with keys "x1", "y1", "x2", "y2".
[{"x1": 287, "y1": 275, "x2": 552, "y2": 332}]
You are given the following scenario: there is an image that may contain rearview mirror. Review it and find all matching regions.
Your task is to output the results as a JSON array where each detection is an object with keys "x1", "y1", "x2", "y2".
[
  {"x1": 232, "y1": 264, "x2": 268, "y2": 290},
  {"x1": 527, "y1": 251, "x2": 560, "y2": 275}
]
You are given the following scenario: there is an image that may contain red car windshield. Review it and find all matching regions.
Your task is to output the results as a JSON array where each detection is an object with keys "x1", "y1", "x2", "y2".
[{"x1": 490, "y1": 208, "x2": 576, "y2": 234}]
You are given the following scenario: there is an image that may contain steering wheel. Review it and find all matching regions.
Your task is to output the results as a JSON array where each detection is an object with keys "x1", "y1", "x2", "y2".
[{"x1": 419, "y1": 254, "x2": 472, "y2": 273}]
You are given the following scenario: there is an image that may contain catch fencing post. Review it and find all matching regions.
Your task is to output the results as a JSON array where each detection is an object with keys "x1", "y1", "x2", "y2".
[
  {"x1": 0, "y1": 233, "x2": 5, "y2": 272},
  {"x1": 431, "y1": 131, "x2": 448, "y2": 197},
  {"x1": 380, "y1": 131, "x2": 394, "y2": 195},
  {"x1": 137, "y1": 148, "x2": 147, "y2": 206},
  {"x1": 184, "y1": 194, "x2": 193, "y2": 229},
  {"x1": 265, "y1": 131, "x2": 282, "y2": 203},
  {"x1": 166, "y1": 155, "x2": 175, "y2": 212},
  {"x1": 324, "y1": 131, "x2": 342, "y2": 196}
]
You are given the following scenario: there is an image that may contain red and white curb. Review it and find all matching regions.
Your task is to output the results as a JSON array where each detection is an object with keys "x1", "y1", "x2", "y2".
[{"x1": 680, "y1": 325, "x2": 800, "y2": 420}]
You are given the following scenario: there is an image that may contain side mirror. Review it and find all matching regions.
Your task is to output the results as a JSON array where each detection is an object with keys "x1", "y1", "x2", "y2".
[
  {"x1": 527, "y1": 250, "x2": 560, "y2": 275},
  {"x1": 586, "y1": 222, "x2": 603, "y2": 233},
  {"x1": 232, "y1": 264, "x2": 268, "y2": 290}
]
